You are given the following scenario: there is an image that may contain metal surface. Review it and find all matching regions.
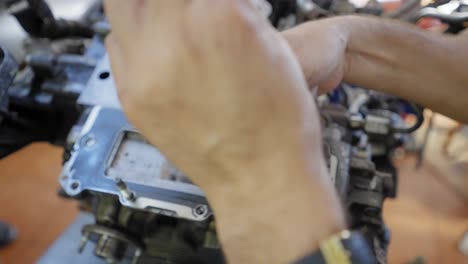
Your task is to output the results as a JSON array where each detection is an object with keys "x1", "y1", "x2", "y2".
[
  {"x1": 38, "y1": 213, "x2": 107, "y2": 264},
  {"x1": 60, "y1": 107, "x2": 211, "y2": 222},
  {"x1": 81, "y1": 224, "x2": 143, "y2": 264},
  {"x1": 26, "y1": 53, "x2": 98, "y2": 97},
  {"x1": 0, "y1": 46, "x2": 17, "y2": 111},
  {"x1": 68, "y1": 54, "x2": 401, "y2": 262},
  {"x1": 39, "y1": 213, "x2": 224, "y2": 264},
  {"x1": 323, "y1": 124, "x2": 352, "y2": 199},
  {"x1": 106, "y1": 132, "x2": 190, "y2": 187},
  {"x1": 0, "y1": 0, "x2": 97, "y2": 60},
  {"x1": 78, "y1": 56, "x2": 121, "y2": 109}
]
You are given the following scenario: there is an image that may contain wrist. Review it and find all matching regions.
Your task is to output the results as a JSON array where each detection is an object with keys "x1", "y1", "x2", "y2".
[
  {"x1": 203, "y1": 154, "x2": 346, "y2": 263},
  {"x1": 325, "y1": 15, "x2": 369, "y2": 82}
]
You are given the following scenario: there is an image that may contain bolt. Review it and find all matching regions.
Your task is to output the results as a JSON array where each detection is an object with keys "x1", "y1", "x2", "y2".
[
  {"x1": 95, "y1": 235, "x2": 109, "y2": 257},
  {"x1": 349, "y1": 115, "x2": 364, "y2": 129},
  {"x1": 193, "y1": 205, "x2": 208, "y2": 217},
  {"x1": 115, "y1": 178, "x2": 136, "y2": 202},
  {"x1": 78, "y1": 234, "x2": 89, "y2": 253},
  {"x1": 71, "y1": 182, "x2": 80, "y2": 190}
]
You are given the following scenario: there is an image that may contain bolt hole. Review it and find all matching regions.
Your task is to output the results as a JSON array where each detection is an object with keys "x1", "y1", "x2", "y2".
[
  {"x1": 99, "y1": 71, "x2": 110, "y2": 80},
  {"x1": 71, "y1": 182, "x2": 80, "y2": 190}
]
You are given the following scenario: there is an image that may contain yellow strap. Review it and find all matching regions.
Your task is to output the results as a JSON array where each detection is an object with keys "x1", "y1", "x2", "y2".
[{"x1": 319, "y1": 231, "x2": 352, "y2": 264}]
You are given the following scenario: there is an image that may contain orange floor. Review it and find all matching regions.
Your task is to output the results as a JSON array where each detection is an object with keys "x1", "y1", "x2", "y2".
[
  {"x1": 0, "y1": 144, "x2": 78, "y2": 264},
  {"x1": 0, "y1": 143, "x2": 466, "y2": 264},
  {"x1": 385, "y1": 159, "x2": 467, "y2": 264}
]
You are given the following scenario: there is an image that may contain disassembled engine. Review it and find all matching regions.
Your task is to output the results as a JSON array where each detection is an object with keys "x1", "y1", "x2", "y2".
[{"x1": 1, "y1": 0, "x2": 466, "y2": 263}]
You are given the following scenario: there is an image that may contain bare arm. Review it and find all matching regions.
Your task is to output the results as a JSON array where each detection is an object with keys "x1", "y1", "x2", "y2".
[
  {"x1": 284, "y1": 16, "x2": 468, "y2": 123},
  {"x1": 344, "y1": 16, "x2": 468, "y2": 123}
]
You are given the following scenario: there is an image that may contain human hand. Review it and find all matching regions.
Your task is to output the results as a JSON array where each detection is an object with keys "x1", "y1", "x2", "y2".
[
  {"x1": 105, "y1": 0, "x2": 326, "y2": 195},
  {"x1": 282, "y1": 18, "x2": 349, "y2": 94},
  {"x1": 105, "y1": 1, "x2": 345, "y2": 263}
]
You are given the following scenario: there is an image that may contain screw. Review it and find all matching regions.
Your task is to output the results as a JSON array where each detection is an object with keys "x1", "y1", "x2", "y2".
[
  {"x1": 71, "y1": 182, "x2": 80, "y2": 190},
  {"x1": 193, "y1": 205, "x2": 208, "y2": 217}
]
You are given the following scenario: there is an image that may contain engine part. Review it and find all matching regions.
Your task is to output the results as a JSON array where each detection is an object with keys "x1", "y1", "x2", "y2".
[
  {"x1": 0, "y1": 0, "x2": 444, "y2": 263},
  {"x1": 0, "y1": 46, "x2": 17, "y2": 116},
  {"x1": 60, "y1": 107, "x2": 211, "y2": 222},
  {"x1": 418, "y1": 6, "x2": 468, "y2": 33},
  {"x1": 7, "y1": 0, "x2": 94, "y2": 39}
]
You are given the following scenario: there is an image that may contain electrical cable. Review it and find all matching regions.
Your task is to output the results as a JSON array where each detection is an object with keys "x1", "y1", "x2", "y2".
[{"x1": 391, "y1": 102, "x2": 424, "y2": 133}]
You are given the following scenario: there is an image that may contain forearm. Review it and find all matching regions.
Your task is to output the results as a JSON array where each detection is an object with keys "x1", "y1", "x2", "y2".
[{"x1": 341, "y1": 16, "x2": 468, "y2": 123}]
